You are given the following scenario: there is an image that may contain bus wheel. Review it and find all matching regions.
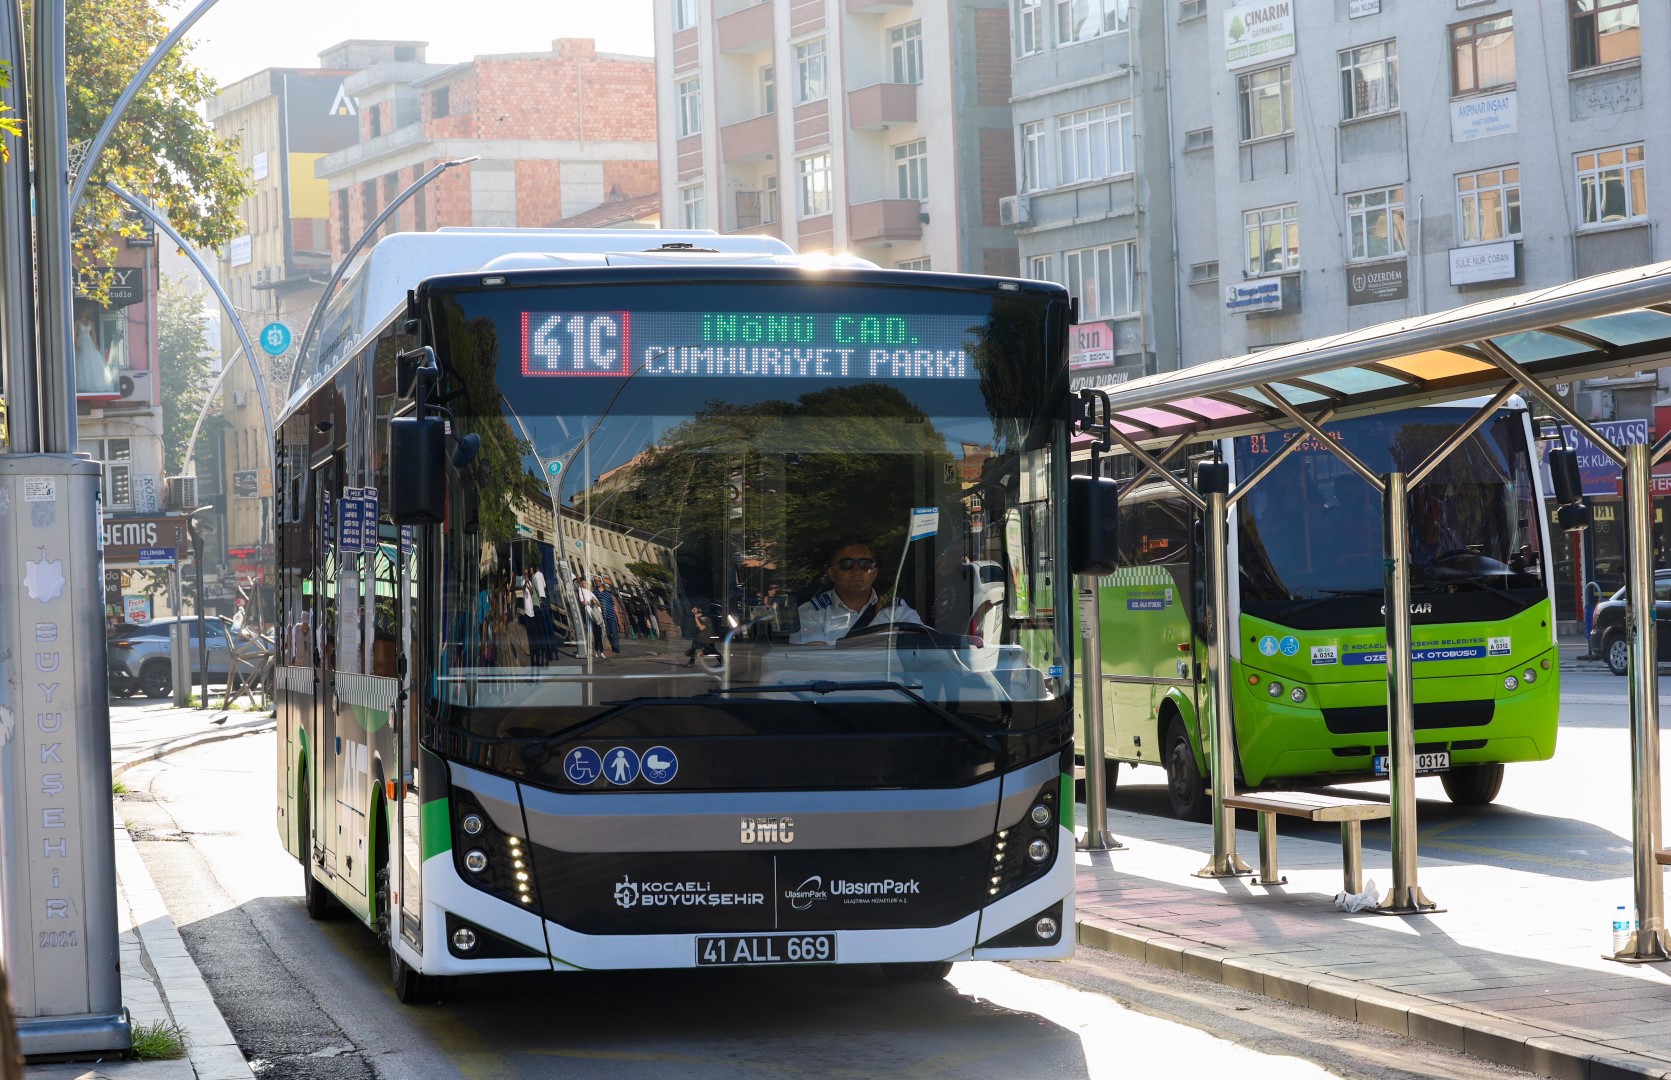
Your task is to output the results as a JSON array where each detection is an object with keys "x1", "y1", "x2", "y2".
[
  {"x1": 1439, "y1": 763, "x2": 1504, "y2": 806},
  {"x1": 880, "y1": 961, "x2": 953, "y2": 983},
  {"x1": 1163, "y1": 720, "x2": 1209, "y2": 822},
  {"x1": 380, "y1": 863, "x2": 448, "y2": 1004},
  {"x1": 299, "y1": 778, "x2": 334, "y2": 920}
]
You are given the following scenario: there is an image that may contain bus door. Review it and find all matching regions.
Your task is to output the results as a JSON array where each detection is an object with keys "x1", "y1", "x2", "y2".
[
  {"x1": 312, "y1": 457, "x2": 342, "y2": 884},
  {"x1": 395, "y1": 526, "x2": 423, "y2": 950}
]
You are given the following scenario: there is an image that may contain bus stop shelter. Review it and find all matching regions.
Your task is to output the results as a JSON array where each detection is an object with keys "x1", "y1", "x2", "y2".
[{"x1": 1074, "y1": 260, "x2": 1671, "y2": 957}]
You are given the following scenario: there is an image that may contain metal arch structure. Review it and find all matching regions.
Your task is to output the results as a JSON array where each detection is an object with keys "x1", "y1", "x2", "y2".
[
  {"x1": 1077, "y1": 260, "x2": 1671, "y2": 941},
  {"x1": 104, "y1": 183, "x2": 274, "y2": 454}
]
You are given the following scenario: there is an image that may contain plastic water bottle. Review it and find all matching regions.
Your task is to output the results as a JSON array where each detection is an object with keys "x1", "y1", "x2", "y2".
[{"x1": 1613, "y1": 905, "x2": 1633, "y2": 953}]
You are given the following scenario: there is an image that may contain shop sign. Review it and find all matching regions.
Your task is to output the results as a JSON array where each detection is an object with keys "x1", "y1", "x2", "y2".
[
  {"x1": 1224, "y1": 1, "x2": 1295, "y2": 70},
  {"x1": 1226, "y1": 279, "x2": 1283, "y2": 314},
  {"x1": 233, "y1": 469, "x2": 260, "y2": 499},
  {"x1": 1539, "y1": 418, "x2": 1647, "y2": 497},
  {"x1": 1069, "y1": 322, "x2": 1114, "y2": 369},
  {"x1": 1450, "y1": 90, "x2": 1517, "y2": 143},
  {"x1": 1069, "y1": 368, "x2": 1130, "y2": 393},
  {"x1": 74, "y1": 266, "x2": 147, "y2": 308},
  {"x1": 1347, "y1": 261, "x2": 1408, "y2": 306},
  {"x1": 1349, "y1": 0, "x2": 1380, "y2": 15},
  {"x1": 102, "y1": 514, "x2": 190, "y2": 565},
  {"x1": 1449, "y1": 241, "x2": 1516, "y2": 285}
]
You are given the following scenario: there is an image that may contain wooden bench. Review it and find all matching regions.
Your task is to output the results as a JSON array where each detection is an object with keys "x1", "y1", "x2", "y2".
[{"x1": 1221, "y1": 792, "x2": 1392, "y2": 895}]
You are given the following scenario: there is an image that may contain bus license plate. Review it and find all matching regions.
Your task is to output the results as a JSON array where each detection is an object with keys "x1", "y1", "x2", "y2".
[
  {"x1": 1373, "y1": 752, "x2": 1449, "y2": 776},
  {"x1": 696, "y1": 934, "x2": 836, "y2": 967}
]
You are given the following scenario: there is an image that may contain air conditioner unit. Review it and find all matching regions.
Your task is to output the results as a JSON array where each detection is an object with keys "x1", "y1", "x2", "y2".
[
  {"x1": 116, "y1": 368, "x2": 142, "y2": 400},
  {"x1": 231, "y1": 389, "x2": 249, "y2": 407},
  {"x1": 1575, "y1": 389, "x2": 1614, "y2": 421},
  {"x1": 998, "y1": 194, "x2": 1031, "y2": 227},
  {"x1": 164, "y1": 474, "x2": 199, "y2": 512},
  {"x1": 253, "y1": 268, "x2": 270, "y2": 285}
]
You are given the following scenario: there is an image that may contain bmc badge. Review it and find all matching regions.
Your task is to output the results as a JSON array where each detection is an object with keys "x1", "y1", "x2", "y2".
[{"x1": 740, "y1": 816, "x2": 795, "y2": 844}]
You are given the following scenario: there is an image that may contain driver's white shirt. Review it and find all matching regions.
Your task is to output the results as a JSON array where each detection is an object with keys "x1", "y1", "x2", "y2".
[{"x1": 791, "y1": 589, "x2": 922, "y2": 645}]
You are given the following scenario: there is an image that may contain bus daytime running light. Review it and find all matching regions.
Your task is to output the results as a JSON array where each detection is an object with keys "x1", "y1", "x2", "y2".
[
  {"x1": 1504, "y1": 675, "x2": 1518, "y2": 691},
  {"x1": 452, "y1": 928, "x2": 477, "y2": 952},
  {"x1": 461, "y1": 814, "x2": 484, "y2": 836},
  {"x1": 1289, "y1": 686, "x2": 1307, "y2": 704},
  {"x1": 464, "y1": 849, "x2": 488, "y2": 873},
  {"x1": 1267, "y1": 681, "x2": 1284, "y2": 698},
  {"x1": 1027, "y1": 839, "x2": 1050, "y2": 863}
]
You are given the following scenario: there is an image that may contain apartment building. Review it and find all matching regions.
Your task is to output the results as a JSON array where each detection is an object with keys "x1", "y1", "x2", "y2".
[{"x1": 654, "y1": 0, "x2": 1019, "y2": 275}]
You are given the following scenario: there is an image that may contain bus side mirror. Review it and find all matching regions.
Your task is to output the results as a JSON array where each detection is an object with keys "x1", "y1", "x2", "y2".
[
  {"x1": 1549, "y1": 448, "x2": 1583, "y2": 505},
  {"x1": 389, "y1": 415, "x2": 446, "y2": 524},
  {"x1": 1557, "y1": 501, "x2": 1591, "y2": 534},
  {"x1": 1068, "y1": 473, "x2": 1120, "y2": 575}
]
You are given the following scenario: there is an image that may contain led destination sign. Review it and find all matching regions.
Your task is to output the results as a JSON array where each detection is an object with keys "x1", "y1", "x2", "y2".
[{"x1": 520, "y1": 310, "x2": 979, "y2": 381}]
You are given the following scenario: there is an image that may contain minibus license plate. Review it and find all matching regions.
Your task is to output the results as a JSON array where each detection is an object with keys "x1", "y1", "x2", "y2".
[
  {"x1": 696, "y1": 934, "x2": 836, "y2": 966},
  {"x1": 1373, "y1": 752, "x2": 1448, "y2": 776}
]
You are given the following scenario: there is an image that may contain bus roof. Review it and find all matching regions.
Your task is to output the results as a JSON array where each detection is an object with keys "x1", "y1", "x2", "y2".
[{"x1": 285, "y1": 229, "x2": 876, "y2": 414}]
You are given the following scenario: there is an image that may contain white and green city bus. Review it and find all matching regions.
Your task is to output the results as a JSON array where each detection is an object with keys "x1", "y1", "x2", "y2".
[
  {"x1": 1075, "y1": 401, "x2": 1559, "y2": 819},
  {"x1": 273, "y1": 230, "x2": 1078, "y2": 1001}
]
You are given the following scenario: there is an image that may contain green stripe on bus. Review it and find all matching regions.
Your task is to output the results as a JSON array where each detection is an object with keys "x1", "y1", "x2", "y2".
[{"x1": 422, "y1": 795, "x2": 452, "y2": 861}]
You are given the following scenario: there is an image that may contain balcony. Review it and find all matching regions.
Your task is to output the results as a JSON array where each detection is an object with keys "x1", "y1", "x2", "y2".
[
  {"x1": 846, "y1": 0, "x2": 912, "y2": 13},
  {"x1": 721, "y1": 112, "x2": 777, "y2": 164},
  {"x1": 717, "y1": 1, "x2": 773, "y2": 53},
  {"x1": 847, "y1": 82, "x2": 917, "y2": 130},
  {"x1": 848, "y1": 199, "x2": 923, "y2": 243}
]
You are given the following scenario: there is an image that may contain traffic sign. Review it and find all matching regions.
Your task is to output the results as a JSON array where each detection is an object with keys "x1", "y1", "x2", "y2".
[
  {"x1": 546, "y1": 460, "x2": 563, "y2": 476},
  {"x1": 259, "y1": 322, "x2": 292, "y2": 356}
]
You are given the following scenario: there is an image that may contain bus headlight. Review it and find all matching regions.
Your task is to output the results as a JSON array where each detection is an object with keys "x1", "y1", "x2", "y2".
[
  {"x1": 1523, "y1": 669, "x2": 1536, "y2": 684},
  {"x1": 1035, "y1": 916, "x2": 1059, "y2": 939},
  {"x1": 1289, "y1": 686, "x2": 1307, "y2": 704},
  {"x1": 1504, "y1": 675, "x2": 1518, "y2": 691},
  {"x1": 1029, "y1": 803, "x2": 1052, "y2": 827},
  {"x1": 1027, "y1": 838, "x2": 1051, "y2": 863},
  {"x1": 452, "y1": 787, "x2": 539, "y2": 912},
  {"x1": 464, "y1": 849, "x2": 488, "y2": 873},
  {"x1": 461, "y1": 814, "x2": 484, "y2": 836},
  {"x1": 1267, "y1": 681, "x2": 1284, "y2": 698},
  {"x1": 452, "y1": 927, "x2": 477, "y2": 952}
]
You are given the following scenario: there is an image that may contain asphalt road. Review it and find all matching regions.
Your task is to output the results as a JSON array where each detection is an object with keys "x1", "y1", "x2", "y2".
[{"x1": 119, "y1": 734, "x2": 1536, "y2": 1079}]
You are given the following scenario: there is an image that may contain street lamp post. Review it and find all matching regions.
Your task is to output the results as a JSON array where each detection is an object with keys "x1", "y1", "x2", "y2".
[{"x1": 186, "y1": 507, "x2": 213, "y2": 708}]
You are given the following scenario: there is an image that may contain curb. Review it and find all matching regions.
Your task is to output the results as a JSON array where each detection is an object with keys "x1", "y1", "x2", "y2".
[
  {"x1": 1075, "y1": 915, "x2": 1671, "y2": 1080},
  {"x1": 112, "y1": 717, "x2": 276, "y2": 781}
]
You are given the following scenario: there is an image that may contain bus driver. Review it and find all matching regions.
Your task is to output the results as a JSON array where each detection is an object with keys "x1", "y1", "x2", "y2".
[{"x1": 791, "y1": 539, "x2": 923, "y2": 645}]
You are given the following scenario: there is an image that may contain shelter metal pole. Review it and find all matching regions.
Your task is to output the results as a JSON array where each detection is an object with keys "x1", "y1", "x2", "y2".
[
  {"x1": 1474, "y1": 344, "x2": 1624, "y2": 468},
  {"x1": 1106, "y1": 426, "x2": 1207, "y2": 511},
  {"x1": 34, "y1": 0, "x2": 75, "y2": 451},
  {"x1": 1078, "y1": 575, "x2": 1120, "y2": 850},
  {"x1": 0, "y1": 0, "x2": 36, "y2": 453},
  {"x1": 1225, "y1": 409, "x2": 1339, "y2": 509},
  {"x1": 1376, "y1": 471, "x2": 1437, "y2": 914},
  {"x1": 1195, "y1": 486, "x2": 1252, "y2": 878},
  {"x1": 1613, "y1": 442, "x2": 1669, "y2": 960},
  {"x1": 1115, "y1": 430, "x2": 1194, "y2": 501}
]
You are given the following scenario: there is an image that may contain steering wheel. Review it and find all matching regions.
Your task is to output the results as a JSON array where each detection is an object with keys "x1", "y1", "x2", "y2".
[
  {"x1": 836, "y1": 622, "x2": 967, "y2": 649},
  {"x1": 1431, "y1": 549, "x2": 1474, "y2": 564}
]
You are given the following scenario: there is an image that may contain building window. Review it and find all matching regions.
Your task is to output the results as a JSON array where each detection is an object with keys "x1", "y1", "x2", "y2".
[
  {"x1": 1188, "y1": 261, "x2": 1219, "y2": 284},
  {"x1": 1571, "y1": 0, "x2": 1639, "y2": 70},
  {"x1": 763, "y1": 174, "x2": 778, "y2": 225},
  {"x1": 1029, "y1": 254, "x2": 1054, "y2": 281},
  {"x1": 1183, "y1": 127, "x2": 1214, "y2": 152},
  {"x1": 736, "y1": 190, "x2": 762, "y2": 230},
  {"x1": 890, "y1": 22, "x2": 923, "y2": 84},
  {"x1": 761, "y1": 65, "x2": 775, "y2": 115},
  {"x1": 79, "y1": 437, "x2": 132, "y2": 510},
  {"x1": 1064, "y1": 241, "x2": 1138, "y2": 321},
  {"x1": 1457, "y1": 166, "x2": 1521, "y2": 243},
  {"x1": 1056, "y1": 102, "x2": 1133, "y2": 185},
  {"x1": 681, "y1": 184, "x2": 706, "y2": 230},
  {"x1": 674, "y1": 0, "x2": 698, "y2": 31},
  {"x1": 430, "y1": 86, "x2": 449, "y2": 119},
  {"x1": 898, "y1": 257, "x2": 932, "y2": 271},
  {"x1": 1576, "y1": 143, "x2": 1647, "y2": 227},
  {"x1": 1056, "y1": 0, "x2": 1130, "y2": 46},
  {"x1": 1345, "y1": 186, "x2": 1406, "y2": 262},
  {"x1": 1339, "y1": 40, "x2": 1398, "y2": 120},
  {"x1": 1016, "y1": 0, "x2": 1042, "y2": 56},
  {"x1": 677, "y1": 77, "x2": 702, "y2": 137},
  {"x1": 1020, "y1": 121, "x2": 1046, "y2": 192},
  {"x1": 794, "y1": 39, "x2": 827, "y2": 105},
  {"x1": 1451, "y1": 15, "x2": 1514, "y2": 97},
  {"x1": 1245, "y1": 203, "x2": 1299, "y2": 275},
  {"x1": 1238, "y1": 64, "x2": 1292, "y2": 142},
  {"x1": 894, "y1": 138, "x2": 929, "y2": 201},
  {"x1": 798, "y1": 153, "x2": 832, "y2": 218},
  {"x1": 369, "y1": 106, "x2": 382, "y2": 139}
]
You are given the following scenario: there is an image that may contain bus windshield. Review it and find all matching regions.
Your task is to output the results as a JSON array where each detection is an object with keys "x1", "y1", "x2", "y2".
[
  {"x1": 1234, "y1": 407, "x2": 1545, "y2": 629},
  {"x1": 420, "y1": 273, "x2": 1068, "y2": 779}
]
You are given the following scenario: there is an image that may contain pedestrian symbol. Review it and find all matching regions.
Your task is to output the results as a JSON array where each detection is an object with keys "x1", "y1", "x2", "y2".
[
  {"x1": 641, "y1": 746, "x2": 678, "y2": 785},
  {"x1": 604, "y1": 746, "x2": 641, "y2": 785},
  {"x1": 564, "y1": 746, "x2": 603, "y2": 786},
  {"x1": 1258, "y1": 635, "x2": 1279, "y2": 657},
  {"x1": 259, "y1": 322, "x2": 292, "y2": 356}
]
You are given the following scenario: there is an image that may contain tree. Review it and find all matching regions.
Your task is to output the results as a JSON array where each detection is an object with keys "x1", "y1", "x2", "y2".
[
  {"x1": 62, "y1": 0, "x2": 249, "y2": 293},
  {"x1": 156, "y1": 273, "x2": 211, "y2": 478}
]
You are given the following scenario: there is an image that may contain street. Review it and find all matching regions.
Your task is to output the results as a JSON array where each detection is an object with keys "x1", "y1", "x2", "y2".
[{"x1": 110, "y1": 675, "x2": 1659, "y2": 1079}]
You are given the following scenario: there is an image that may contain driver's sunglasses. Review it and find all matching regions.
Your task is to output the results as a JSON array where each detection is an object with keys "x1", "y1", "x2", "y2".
[{"x1": 833, "y1": 557, "x2": 877, "y2": 571}]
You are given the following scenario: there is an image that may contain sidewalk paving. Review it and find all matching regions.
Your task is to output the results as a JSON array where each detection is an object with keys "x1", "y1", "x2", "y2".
[
  {"x1": 22, "y1": 702, "x2": 271, "y2": 1080},
  {"x1": 1074, "y1": 804, "x2": 1671, "y2": 1080}
]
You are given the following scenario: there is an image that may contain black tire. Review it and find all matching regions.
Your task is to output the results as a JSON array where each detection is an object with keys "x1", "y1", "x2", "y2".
[
  {"x1": 140, "y1": 663, "x2": 171, "y2": 700},
  {"x1": 1606, "y1": 632, "x2": 1629, "y2": 677},
  {"x1": 299, "y1": 777, "x2": 334, "y2": 919},
  {"x1": 880, "y1": 961, "x2": 953, "y2": 983},
  {"x1": 1104, "y1": 759, "x2": 1120, "y2": 794},
  {"x1": 378, "y1": 819, "x2": 448, "y2": 1004},
  {"x1": 1163, "y1": 719, "x2": 1210, "y2": 823},
  {"x1": 1440, "y1": 762, "x2": 1505, "y2": 806}
]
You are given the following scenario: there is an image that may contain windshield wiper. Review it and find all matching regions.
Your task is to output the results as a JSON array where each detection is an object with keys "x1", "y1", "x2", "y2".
[
  {"x1": 1417, "y1": 572, "x2": 1523, "y2": 605},
  {"x1": 709, "y1": 680, "x2": 1001, "y2": 756},
  {"x1": 1274, "y1": 588, "x2": 1384, "y2": 619}
]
